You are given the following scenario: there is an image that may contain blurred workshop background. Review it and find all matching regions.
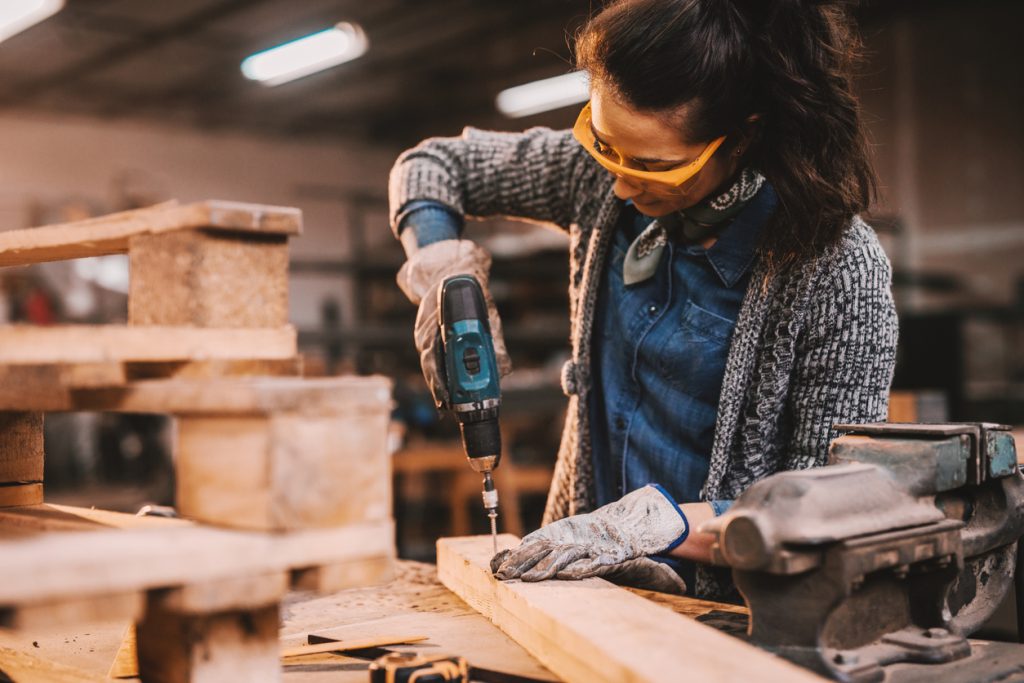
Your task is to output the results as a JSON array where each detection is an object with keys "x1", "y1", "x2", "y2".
[{"x1": 0, "y1": 0, "x2": 1019, "y2": 561}]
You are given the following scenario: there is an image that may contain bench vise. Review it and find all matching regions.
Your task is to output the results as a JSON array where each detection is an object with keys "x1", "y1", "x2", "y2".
[{"x1": 702, "y1": 423, "x2": 1024, "y2": 682}]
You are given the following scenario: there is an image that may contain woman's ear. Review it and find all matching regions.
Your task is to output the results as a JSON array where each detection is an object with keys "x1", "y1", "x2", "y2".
[{"x1": 733, "y1": 114, "x2": 763, "y2": 156}]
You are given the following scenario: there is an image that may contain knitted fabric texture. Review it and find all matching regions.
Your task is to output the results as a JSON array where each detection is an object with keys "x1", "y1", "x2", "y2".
[{"x1": 389, "y1": 127, "x2": 899, "y2": 598}]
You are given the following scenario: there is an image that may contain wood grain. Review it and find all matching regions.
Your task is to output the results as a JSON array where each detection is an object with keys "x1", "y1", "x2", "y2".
[
  {"x1": 0, "y1": 200, "x2": 301, "y2": 267},
  {"x1": 437, "y1": 535, "x2": 824, "y2": 683}
]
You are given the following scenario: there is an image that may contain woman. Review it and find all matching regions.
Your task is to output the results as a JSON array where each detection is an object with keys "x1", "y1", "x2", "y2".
[{"x1": 390, "y1": 0, "x2": 897, "y2": 599}]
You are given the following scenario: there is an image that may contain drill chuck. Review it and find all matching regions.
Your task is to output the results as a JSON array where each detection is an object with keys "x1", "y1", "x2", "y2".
[{"x1": 460, "y1": 418, "x2": 501, "y2": 469}]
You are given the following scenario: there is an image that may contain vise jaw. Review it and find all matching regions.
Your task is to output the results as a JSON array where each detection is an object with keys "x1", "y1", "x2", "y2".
[{"x1": 702, "y1": 422, "x2": 1024, "y2": 683}]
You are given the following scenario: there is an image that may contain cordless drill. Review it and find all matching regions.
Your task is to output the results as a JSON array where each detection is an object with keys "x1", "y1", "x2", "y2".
[{"x1": 438, "y1": 274, "x2": 502, "y2": 552}]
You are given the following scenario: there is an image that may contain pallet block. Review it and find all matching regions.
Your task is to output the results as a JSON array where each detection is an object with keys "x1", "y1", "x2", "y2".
[
  {"x1": 437, "y1": 535, "x2": 824, "y2": 683},
  {"x1": 136, "y1": 600, "x2": 280, "y2": 683},
  {"x1": 176, "y1": 411, "x2": 390, "y2": 531},
  {"x1": 0, "y1": 412, "x2": 44, "y2": 508},
  {"x1": 128, "y1": 230, "x2": 289, "y2": 328}
]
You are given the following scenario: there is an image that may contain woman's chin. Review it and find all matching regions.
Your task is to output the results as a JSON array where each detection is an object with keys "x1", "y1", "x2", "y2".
[{"x1": 632, "y1": 198, "x2": 677, "y2": 216}]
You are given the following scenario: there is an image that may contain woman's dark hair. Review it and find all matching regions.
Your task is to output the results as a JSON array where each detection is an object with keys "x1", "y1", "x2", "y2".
[{"x1": 576, "y1": 0, "x2": 876, "y2": 268}]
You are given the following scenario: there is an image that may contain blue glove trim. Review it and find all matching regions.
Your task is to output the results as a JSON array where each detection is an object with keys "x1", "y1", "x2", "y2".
[
  {"x1": 649, "y1": 483, "x2": 690, "y2": 552},
  {"x1": 396, "y1": 199, "x2": 463, "y2": 247}
]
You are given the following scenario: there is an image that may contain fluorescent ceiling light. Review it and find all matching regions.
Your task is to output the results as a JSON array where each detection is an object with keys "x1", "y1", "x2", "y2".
[
  {"x1": 496, "y1": 71, "x2": 590, "y2": 118},
  {"x1": 241, "y1": 23, "x2": 368, "y2": 87},
  {"x1": 0, "y1": 0, "x2": 64, "y2": 45}
]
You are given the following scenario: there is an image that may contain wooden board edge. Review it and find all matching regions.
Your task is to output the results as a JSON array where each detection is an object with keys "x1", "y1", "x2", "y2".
[{"x1": 437, "y1": 535, "x2": 825, "y2": 683}]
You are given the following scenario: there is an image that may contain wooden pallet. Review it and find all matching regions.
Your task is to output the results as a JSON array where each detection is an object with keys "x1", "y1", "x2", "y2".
[{"x1": 0, "y1": 200, "x2": 397, "y2": 682}]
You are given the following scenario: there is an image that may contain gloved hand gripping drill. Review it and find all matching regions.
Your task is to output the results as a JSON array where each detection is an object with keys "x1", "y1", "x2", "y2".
[{"x1": 397, "y1": 240, "x2": 512, "y2": 552}]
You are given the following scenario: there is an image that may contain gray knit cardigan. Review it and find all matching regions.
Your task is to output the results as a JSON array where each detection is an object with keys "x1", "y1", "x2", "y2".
[{"x1": 390, "y1": 127, "x2": 899, "y2": 597}]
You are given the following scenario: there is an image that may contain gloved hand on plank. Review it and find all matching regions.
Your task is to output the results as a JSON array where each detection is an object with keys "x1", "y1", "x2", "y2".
[{"x1": 490, "y1": 484, "x2": 690, "y2": 594}]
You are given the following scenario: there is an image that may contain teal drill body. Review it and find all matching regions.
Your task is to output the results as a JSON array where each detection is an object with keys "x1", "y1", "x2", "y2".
[
  {"x1": 439, "y1": 275, "x2": 502, "y2": 550},
  {"x1": 444, "y1": 317, "x2": 500, "y2": 407}
]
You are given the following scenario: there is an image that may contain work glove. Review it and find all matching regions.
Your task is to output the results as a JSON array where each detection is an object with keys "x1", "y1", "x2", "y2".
[
  {"x1": 396, "y1": 240, "x2": 512, "y2": 409},
  {"x1": 490, "y1": 485, "x2": 690, "y2": 595}
]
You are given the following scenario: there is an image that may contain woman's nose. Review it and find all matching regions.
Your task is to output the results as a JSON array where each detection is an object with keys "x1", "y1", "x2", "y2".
[{"x1": 613, "y1": 176, "x2": 645, "y2": 200}]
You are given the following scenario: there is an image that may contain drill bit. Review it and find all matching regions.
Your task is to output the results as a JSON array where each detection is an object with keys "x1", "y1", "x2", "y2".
[{"x1": 482, "y1": 471, "x2": 499, "y2": 554}]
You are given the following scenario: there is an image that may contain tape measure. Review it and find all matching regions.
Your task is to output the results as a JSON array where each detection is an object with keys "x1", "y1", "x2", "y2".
[{"x1": 368, "y1": 652, "x2": 469, "y2": 683}]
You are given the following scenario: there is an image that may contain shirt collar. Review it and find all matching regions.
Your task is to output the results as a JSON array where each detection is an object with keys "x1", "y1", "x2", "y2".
[{"x1": 696, "y1": 183, "x2": 777, "y2": 288}]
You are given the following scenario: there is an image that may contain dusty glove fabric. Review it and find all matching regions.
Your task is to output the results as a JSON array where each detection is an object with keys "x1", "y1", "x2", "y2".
[
  {"x1": 490, "y1": 485, "x2": 688, "y2": 588},
  {"x1": 396, "y1": 239, "x2": 512, "y2": 408},
  {"x1": 584, "y1": 557, "x2": 688, "y2": 595}
]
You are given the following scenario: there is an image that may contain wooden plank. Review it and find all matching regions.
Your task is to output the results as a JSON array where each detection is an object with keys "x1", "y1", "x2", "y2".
[
  {"x1": 125, "y1": 357, "x2": 302, "y2": 381},
  {"x1": 437, "y1": 535, "x2": 823, "y2": 683},
  {"x1": 0, "y1": 200, "x2": 301, "y2": 268},
  {"x1": 0, "y1": 361, "x2": 306, "y2": 412},
  {"x1": 154, "y1": 573, "x2": 290, "y2": 615},
  {"x1": 136, "y1": 600, "x2": 280, "y2": 683},
  {"x1": 280, "y1": 634, "x2": 429, "y2": 658},
  {"x1": 0, "y1": 504, "x2": 394, "y2": 606},
  {"x1": 108, "y1": 625, "x2": 138, "y2": 679},
  {"x1": 128, "y1": 230, "x2": 289, "y2": 328},
  {"x1": 175, "y1": 405, "x2": 391, "y2": 531},
  {"x1": 0, "y1": 503, "x2": 189, "y2": 534},
  {"x1": 0, "y1": 366, "x2": 129, "y2": 413},
  {"x1": 77, "y1": 376, "x2": 392, "y2": 416},
  {"x1": 0, "y1": 325, "x2": 296, "y2": 364}
]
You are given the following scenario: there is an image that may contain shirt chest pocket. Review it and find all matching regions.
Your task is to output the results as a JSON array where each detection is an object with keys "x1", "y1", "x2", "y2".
[{"x1": 653, "y1": 301, "x2": 736, "y2": 403}]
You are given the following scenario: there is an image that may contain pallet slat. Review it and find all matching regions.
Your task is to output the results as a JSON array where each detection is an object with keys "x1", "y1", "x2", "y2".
[
  {"x1": 0, "y1": 200, "x2": 301, "y2": 267},
  {"x1": 0, "y1": 325, "x2": 296, "y2": 365},
  {"x1": 0, "y1": 505, "x2": 394, "y2": 606}
]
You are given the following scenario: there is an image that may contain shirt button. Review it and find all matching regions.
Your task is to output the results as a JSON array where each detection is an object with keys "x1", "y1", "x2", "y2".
[
  {"x1": 648, "y1": 304, "x2": 658, "y2": 315},
  {"x1": 615, "y1": 417, "x2": 626, "y2": 430}
]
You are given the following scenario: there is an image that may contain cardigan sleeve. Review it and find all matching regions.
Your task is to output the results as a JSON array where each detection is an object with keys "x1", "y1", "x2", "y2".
[
  {"x1": 782, "y1": 222, "x2": 899, "y2": 471},
  {"x1": 388, "y1": 126, "x2": 598, "y2": 235}
]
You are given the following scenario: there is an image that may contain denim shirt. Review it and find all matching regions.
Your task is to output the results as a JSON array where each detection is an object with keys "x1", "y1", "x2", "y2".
[
  {"x1": 590, "y1": 185, "x2": 778, "y2": 514},
  {"x1": 396, "y1": 188, "x2": 778, "y2": 516}
]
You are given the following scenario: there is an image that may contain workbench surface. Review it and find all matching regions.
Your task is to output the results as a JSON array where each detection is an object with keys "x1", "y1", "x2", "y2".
[{"x1": 0, "y1": 560, "x2": 748, "y2": 682}]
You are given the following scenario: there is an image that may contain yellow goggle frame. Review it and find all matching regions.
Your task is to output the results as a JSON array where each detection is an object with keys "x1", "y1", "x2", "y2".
[{"x1": 572, "y1": 101, "x2": 726, "y2": 187}]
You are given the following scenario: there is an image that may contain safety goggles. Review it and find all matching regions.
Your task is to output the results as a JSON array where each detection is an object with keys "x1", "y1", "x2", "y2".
[{"x1": 572, "y1": 101, "x2": 726, "y2": 188}]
